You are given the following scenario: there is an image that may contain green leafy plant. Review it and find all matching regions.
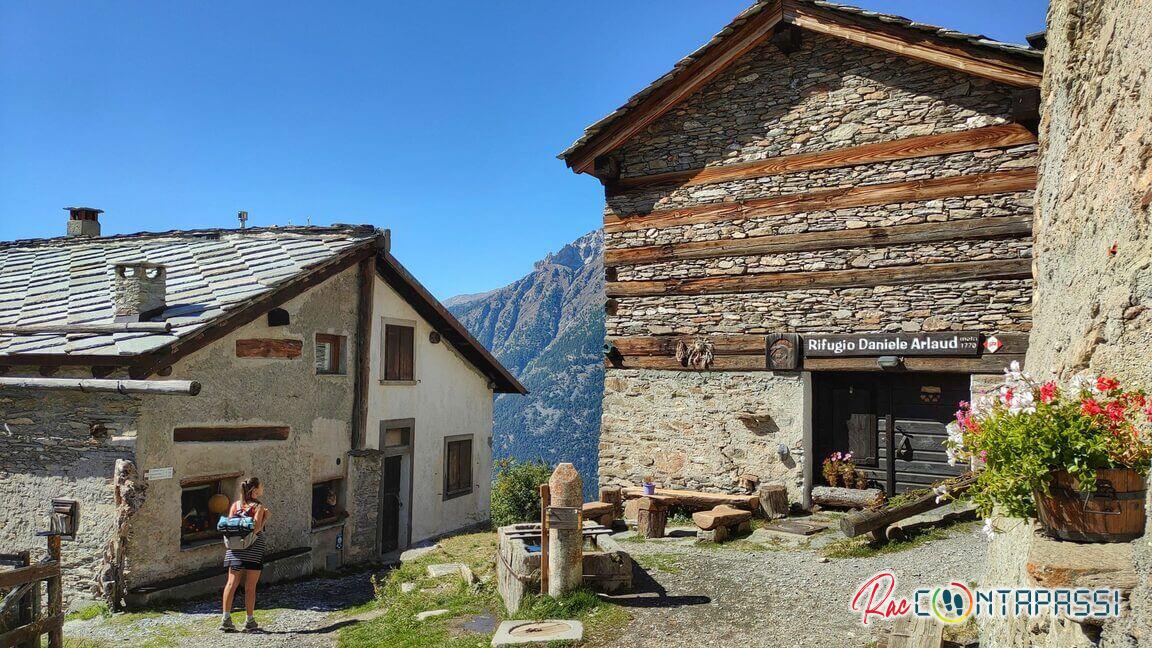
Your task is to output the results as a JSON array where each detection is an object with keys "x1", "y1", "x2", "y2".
[
  {"x1": 490, "y1": 458, "x2": 553, "y2": 527},
  {"x1": 945, "y1": 363, "x2": 1152, "y2": 523}
]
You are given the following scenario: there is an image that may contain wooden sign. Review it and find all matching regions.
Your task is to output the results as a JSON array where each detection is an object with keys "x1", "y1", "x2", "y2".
[
  {"x1": 803, "y1": 332, "x2": 981, "y2": 358},
  {"x1": 545, "y1": 506, "x2": 581, "y2": 530},
  {"x1": 766, "y1": 333, "x2": 800, "y2": 370}
]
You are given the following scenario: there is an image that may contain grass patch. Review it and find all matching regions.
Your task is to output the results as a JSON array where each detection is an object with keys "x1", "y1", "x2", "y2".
[
  {"x1": 632, "y1": 552, "x2": 682, "y2": 574},
  {"x1": 337, "y1": 530, "x2": 629, "y2": 647},
  {"x1": 61, "y1": 640, "x2": 117, "y2": 648},
  {"x1": 821, "y1": 522, "x2": 970, "y2": 559},
  {"x1": 66, "y1": 602, "x2": 110, "y2": 622}
]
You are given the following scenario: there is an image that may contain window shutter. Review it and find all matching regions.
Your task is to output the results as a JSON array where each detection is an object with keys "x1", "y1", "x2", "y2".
[
  {"x1": 398, "y1": 326, "x2": 414, "y2": 380},
  {"x1": 315, "y1": 340, "x2": 332, "y2": 373},
  {"x1": 384, "y1": 325, "x2": 399, "y2": 380},
  {"x1": 384, "y1": 325, "x2": 415, "y2": 381}
]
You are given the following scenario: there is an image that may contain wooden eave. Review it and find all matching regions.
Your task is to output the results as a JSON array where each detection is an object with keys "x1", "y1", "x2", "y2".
[
  {"x1": 560, "y1": 0, "x2": 1042, "y2": 175},
  {"x1": 375, "y1": 253, "x2": 527, "y2": 395}
]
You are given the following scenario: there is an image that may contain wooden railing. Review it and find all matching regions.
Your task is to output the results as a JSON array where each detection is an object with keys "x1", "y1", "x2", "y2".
[{"x1": 0, "y1": 535, "x2": 63, "y2": 648}]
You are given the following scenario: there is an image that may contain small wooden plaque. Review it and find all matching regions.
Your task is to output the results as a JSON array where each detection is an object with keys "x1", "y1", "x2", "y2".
[
  {"x1": 766, "y1": 333, "x2": 800, "y2": 370},
  {"x1": 545, "y1": 506, "x2": 581, "y2": 530}
]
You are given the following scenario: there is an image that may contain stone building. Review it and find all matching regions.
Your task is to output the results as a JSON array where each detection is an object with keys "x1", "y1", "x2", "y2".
[
  {"x1": 980, "y1": 0, "x2": 1152, "y2": 645},
  {"x1": 560, "y1": 0, "x2": 1043, "y2": 502},
  {"x1": 0, "y1": 211, "x2": 524, "y2": 606}
]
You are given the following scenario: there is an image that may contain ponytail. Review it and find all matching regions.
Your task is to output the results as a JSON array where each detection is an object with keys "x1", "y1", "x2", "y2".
[{"x1": 240, "y1": 477, "x2": 261, "y2": 504}]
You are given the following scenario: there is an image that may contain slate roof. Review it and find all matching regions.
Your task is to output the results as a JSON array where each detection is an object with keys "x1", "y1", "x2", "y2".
[
  {"x1": 0, "y1": 225, "x2": 377, "y2": 357},
  {"x1": 558, "y1": 0, "x2": 1043, "y2": 162}
]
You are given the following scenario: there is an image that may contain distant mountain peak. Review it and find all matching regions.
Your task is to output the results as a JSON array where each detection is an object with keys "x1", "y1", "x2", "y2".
[{"x1": 535, "y1": 229, "x2": 602, "y2": 271}]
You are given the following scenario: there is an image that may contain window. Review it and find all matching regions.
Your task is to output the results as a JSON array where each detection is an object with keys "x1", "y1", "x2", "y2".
[
  {"x1": 315, "y1": 333, "x2": 346, "y2": 374},
  {"x1": 443, "y1": 435, "x2": 473, "y2": 500},
  {"x1": 311, "y1": 479, "x2": 345, "y2": 528},
  {"x1": 382, "y1": 424, "x2": 412, "y2": 450},
  {"x1": 383, "y1": 324, "x2": 414, "y2": 381},
  {"x1": 181, "y1": 480, "x2": 229, "y2": 546},
  {"x1": 267, "y1": 308, "x2": 290, "y2": 327}
]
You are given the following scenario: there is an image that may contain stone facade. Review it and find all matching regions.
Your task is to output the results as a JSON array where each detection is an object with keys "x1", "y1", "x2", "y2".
[
  {"x1": 594, "y1": 24, "x2": 1035, "y2": 495},
  {"x1": 601, "y1": 370, "x2": 806, "y2": 501},
  {"x1": 980, "y1": 0, "x2": 1152, "y2": 645}
]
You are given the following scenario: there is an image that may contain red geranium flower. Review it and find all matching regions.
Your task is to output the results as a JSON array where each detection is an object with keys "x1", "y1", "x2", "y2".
[
  {"x1": 1081, "y1": 398, "x2": 1104, "y2": 417},
  {"x1": 1097, "y1": 376, "x2": 1121, "y2": 392},
  {"x1": 1105, "y1": 400, "x2": 1127, "y2": 423},
  {"x1": 1039, "y1": 382, "x2": 1058, "y2": 404}
]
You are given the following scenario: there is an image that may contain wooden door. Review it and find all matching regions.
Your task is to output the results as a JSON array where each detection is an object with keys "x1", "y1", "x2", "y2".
[{"x1": 380, "y1": 454, "x2": 403, "y2": 553}]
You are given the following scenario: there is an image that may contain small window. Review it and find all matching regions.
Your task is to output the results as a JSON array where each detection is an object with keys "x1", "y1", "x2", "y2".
[
  {"x1": 384, "y1": 324, "x2": 414, "y2": 381},
  {"x1": 311, "y1": 479, "x2": 345, "y2": 528},
  {"x1": 384, "y1": 426, "x2": 411, "y2": 449},
  {"x1": 267, "y1": 308, "x2": 290, "y2": 327},
  {"x1": 181, "y1": 480, "x2": 228, "y2": 545},
  {"x1": 443, "y1": 435, "x2": 473, "y2": 500},
  {"x1": 315, "y1": 333, "x2": 346, "y2": 374}
]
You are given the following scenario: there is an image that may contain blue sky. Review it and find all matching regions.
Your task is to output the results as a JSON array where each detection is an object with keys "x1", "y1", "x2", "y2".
[{"x1": 0, "y1": 1, "x2": 1048, "y2": 298}]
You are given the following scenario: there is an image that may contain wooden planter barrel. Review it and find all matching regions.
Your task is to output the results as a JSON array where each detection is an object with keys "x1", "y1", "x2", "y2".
[{"x1": 1035, "y1": 468, "x2": 1147, "y2": 543}]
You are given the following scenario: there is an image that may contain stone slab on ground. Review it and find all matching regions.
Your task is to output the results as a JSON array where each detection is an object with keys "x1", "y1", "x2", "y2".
[
  {"x1": 491, "y1": 620, "x2": 584, "y2": 646},
  {"x1": 400, "y1": 544, "x2": 439, "y2": 563},
  {"x1": 414, "y1": 609, "x2": 450, "y2": 621},
  {"x1": 427, "y1": 562, "x2": 468, "y2": 579}
]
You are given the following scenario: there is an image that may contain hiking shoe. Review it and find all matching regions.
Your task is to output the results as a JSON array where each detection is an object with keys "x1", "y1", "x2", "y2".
[
  {"x1": 219, "y1": 616, "x2": 236, "y2": 632},
  {"x1": 243, "y1": 617, "x2": 259, "y2": 632}
]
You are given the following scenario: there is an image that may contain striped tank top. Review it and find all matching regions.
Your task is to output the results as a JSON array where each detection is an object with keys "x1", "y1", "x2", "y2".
[{"x1": 223, "y1": 501, "x2": 266, "y2": 566}]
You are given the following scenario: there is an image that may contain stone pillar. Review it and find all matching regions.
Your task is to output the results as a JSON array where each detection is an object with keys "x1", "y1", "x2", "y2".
[{"x1": 547, "y1": 463, "x2": 583, "y2": 598}]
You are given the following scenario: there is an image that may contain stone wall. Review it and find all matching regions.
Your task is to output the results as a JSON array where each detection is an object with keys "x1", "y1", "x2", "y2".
[
  {"x1": 980, "y1": 0, "x2": 1152, "y2": 645},
  {"x1": 345, "y1": 451, "x2": 383, "y2": 563},
  {"x1": 600, "y1": 370, "x2": 806, "y2": 501},
  {"x1": 599, "y1": 26, "x2": 1033, "y2": 496},
  {"x1": 0, "y1": 385, "x2": 140, "y2": 600}
]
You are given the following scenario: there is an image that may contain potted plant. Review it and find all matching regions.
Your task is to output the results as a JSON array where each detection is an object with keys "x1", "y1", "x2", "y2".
[
  {"x1": 642, "y1": 474, "x2": 657, "y2": 496},
  {"x1": 838, "y1": 453, "x2": 857, "y2": 488},
  {"x1": 822, "y1": 452, "x2": 844, "y2": 487},
  {"x1": 945, "y1": 363, "x2": 1151, "y2": 542}
]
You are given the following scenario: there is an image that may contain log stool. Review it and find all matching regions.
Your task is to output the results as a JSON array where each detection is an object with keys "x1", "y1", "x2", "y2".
[
  {"x1": 582, "y1": 501, "x2": 615, "y2": 527},
  {"x1": 692, "y1": 505, "x2": 753, "y2": 542},
  {"x1": 634, "y1": 496, "x2": 669, "y2": 539}
]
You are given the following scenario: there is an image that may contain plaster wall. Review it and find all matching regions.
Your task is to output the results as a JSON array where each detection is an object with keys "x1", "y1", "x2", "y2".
[
  {"x1": 125, "y1": 264, "x2": 359, "y2": 589},
  {"x1": 363, "y1": 275, "x2": 494, "y2": 545}
]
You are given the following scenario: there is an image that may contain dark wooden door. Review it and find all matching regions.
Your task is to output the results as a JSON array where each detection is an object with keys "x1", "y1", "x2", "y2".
[
  {"x1": 381, "y1": 455, "x2": 402, "y2": 553},
  {"x1": 815, "y1": 373, "x2": 969, "y2": 493}
]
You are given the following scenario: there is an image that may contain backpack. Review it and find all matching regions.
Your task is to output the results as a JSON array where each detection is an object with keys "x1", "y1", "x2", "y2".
[{"x1": 217, "y1": 504, "x2": 258, "y2": 550}]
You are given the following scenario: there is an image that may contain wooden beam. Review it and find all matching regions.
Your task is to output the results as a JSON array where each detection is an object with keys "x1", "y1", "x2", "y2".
[
  {"x1": 784, "y1": 5, "x2": 1042, "y2": 87},
  {"x1": 0, "y1": 322, "x2": 172, "y2": 335},
  {"x1": 351, "y1": 258, "x2": 375, "y2": 450},
  {"x1": 606, "y1": 169, "x2": 1037, "y2": 233},
  {"x1": 0, "y1": 562, "x2": 59, "y2": 589},
  {"x1": 234, "y1": 339, "x2": 303, "y2": 359},
  {"x1": 568, "y1": 2, "x2": 785, "y2": 174},
  {"x1": 179, "y1": 471, "x2": 244, "y2": 487},
  {"x1": 610, "y1": 333, "x2": 1029, "y2": 357},
  {"x1": 606, "y1": 214, "x2": 1032, "y2": 267},
  {"x1": 173, "y1": 426, "x2": 290, "y2": 443},
  {"x1": 611, "y1": 124, "x2": 1037, "y2": 191},
  {"x1": 608, "y1": 353, "x2": 1026, "y2": 373},
  {"x1": 0, "y1": 377, "x2": 201, "y2": 395},
  {"x1": 606, "y1": 257, "x2": 1032, "y2": 297},
  {"x1": 0, "y1": 613, "x2": 64, "y2": 648}
]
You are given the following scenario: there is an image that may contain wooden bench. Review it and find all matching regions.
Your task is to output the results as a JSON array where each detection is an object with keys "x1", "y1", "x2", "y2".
[
  {"x1": 692, "y1": 505, "x2": 753, "y2": 542},
  {"x1": 582, "y1": 501, "x2": 616, "y2": 527},
  {"x1": 620, "y1": 486, "x2": 760, "y2": 512}
]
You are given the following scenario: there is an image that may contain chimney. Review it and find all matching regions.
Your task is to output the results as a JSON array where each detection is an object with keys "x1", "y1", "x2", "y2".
[
  {"x1": 113, "y1": 263, "x2": 167, "y2": 321},
  {"x1": 65, "y1": 207, "x2": 103, "y2": 237}
]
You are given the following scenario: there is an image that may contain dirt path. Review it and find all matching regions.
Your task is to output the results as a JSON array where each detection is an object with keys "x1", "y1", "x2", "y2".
[
  {"x1": 593, "y1": 520, "x2": 985, "y2": 648},
  {"x1": 64, "y1": 569, "x2": 380, "y2": 647}
]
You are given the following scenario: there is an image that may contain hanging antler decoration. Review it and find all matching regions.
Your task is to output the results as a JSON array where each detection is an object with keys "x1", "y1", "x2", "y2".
[{"x1": 675, "y1": 337, "x2": 715, "y2": 370}]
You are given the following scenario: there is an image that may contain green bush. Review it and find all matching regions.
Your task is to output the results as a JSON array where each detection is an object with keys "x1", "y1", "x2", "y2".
[{"x1": 491, "y1": 458, "x2": 552, "y2": 527}]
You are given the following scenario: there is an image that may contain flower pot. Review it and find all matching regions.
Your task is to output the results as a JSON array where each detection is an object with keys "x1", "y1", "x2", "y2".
[
  {"x1": 642, "y1": 482, "x2": 656, "y2": 496},
  {"x1": 1035, "y1": 468, "x2": 1147, "y2": 543}
]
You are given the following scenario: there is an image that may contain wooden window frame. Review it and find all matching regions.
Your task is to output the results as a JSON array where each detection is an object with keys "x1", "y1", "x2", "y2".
[
  {"x1": 381, "y1": 318, "x2": 416, "y2": 384},
  {"x1": 315, "y1": 333, "x2": 346, "y2": 375},
  {"x1": 311, "y1": 478, "x2": 347, "y2": 529},
  {"x1": 443, "y1": 434, "x2": 474, "y2": 501},
  {"x1": 180, "y1": 478, "x2": 233, "y2": 547}
]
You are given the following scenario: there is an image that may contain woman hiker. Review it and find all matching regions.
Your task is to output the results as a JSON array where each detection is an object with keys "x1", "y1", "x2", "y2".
[{"x1": 220, "y1": 477, "x2": 270, "y2": 632}]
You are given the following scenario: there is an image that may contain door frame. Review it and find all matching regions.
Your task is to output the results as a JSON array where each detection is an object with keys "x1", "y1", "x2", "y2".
[{"x1": 378, "y1": 418, "x2": 415, "y2": 555}]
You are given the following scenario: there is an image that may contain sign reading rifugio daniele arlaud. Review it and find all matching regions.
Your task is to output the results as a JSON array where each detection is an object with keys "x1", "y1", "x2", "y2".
[{"x1": 803, "y1": 332, "x2": 982, "y2": 357}]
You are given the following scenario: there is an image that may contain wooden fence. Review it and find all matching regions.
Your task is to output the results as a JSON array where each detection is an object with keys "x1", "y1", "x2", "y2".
[{"x1": 0, "y1": 535, "x2": 63, "y2": 648}]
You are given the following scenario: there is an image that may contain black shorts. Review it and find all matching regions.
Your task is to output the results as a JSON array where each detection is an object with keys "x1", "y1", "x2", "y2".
[{"x1": 226, "y1": 560, "x2": 263, "y2": 572}]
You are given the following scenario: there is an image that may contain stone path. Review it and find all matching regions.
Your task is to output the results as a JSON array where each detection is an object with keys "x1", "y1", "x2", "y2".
[
  {"x1": 590, "y1": 518, "x2": 985, "y2": 648},
  {"x1": 64, "y1": 569, "x2": 380, "y2": 647}
]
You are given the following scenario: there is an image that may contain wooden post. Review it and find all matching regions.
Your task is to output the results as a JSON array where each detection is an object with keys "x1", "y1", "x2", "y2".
[
  {"x1": 546, "y1": 464, "x2": 583, "y2": 598},
  {"x1": 46, "y1": 535, "x2": 62, "y2": 648},
  {"x1": 538, "y1": 484, "x2": 550, "y2": 596},
  {"x1": 885, "y1": 414, "x2": 897, "y2": 498},
  {"x1": 13, "y1": 550, "x2": 35, "y2": 648},
  {"x1": 759, "y1": 484, "x2": 789, "y2": 519},
  {"x1": 635, "y1": 497, "x2": 668, "y2": 538}
]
